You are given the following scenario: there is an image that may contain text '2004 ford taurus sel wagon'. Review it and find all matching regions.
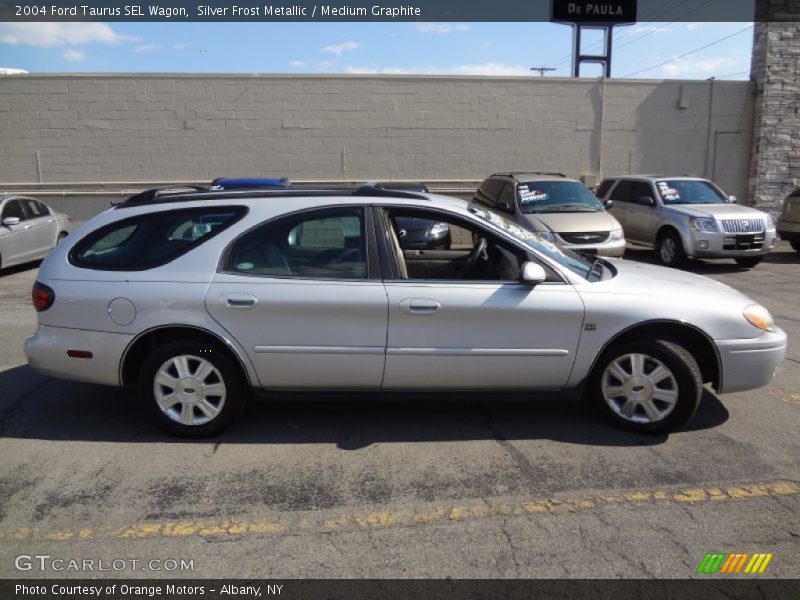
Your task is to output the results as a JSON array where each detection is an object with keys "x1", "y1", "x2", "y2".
[{"x1": 25, "y1": 185, "x2": 786, "y2": 437}]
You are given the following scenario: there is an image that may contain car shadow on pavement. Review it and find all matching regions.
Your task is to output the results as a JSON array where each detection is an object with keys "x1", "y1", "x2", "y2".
[
  {"x1": 623, "y1": 244, "x2": 799, "y2": 274},
  {"x1": 0, "y1": 260, "x2": 42, "y2": 277},
  {"x1": 0, "y1": 364, "x2": 729, "y2": 448}
]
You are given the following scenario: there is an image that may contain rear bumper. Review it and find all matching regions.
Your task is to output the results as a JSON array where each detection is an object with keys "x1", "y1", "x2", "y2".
[
  {"x1": 715, "y1": 328, "x2": 787, "y2": 394},
  {"x1": 777, "y1": 219, "x2": 800, "y2": 240},
  {"x1": 24, "y1": 324, "x2": 132, "y2": 386}
]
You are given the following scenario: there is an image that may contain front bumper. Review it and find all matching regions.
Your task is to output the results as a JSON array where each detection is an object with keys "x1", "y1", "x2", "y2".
[
  {"x1": 25, "y1": 324, "x2": 132, "y2": 387},
  {"x1": 687, "y1": 228, "x2": 778, "y2": 258},
  {"x1": 715, "y1": 327, "x2": 787, "y2": 394},
  {"x1": 561, "y1": 237, "x2": 626, "y2": 258}
]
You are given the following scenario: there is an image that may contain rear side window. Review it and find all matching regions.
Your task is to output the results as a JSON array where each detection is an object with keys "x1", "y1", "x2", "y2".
[
  {"x1": 70, "y1": 207, "x2": 246, "y2": 271},
  {"x1": 22, "y1": 199, "x2": 49, "y2": 218},
  {"x1": 596, "y1": 180, "x2": 615, "y2": 198}
]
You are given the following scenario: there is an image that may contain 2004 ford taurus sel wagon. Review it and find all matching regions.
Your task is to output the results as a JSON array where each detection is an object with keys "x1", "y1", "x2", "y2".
[{"x1": 24, "y1": 185, "x2": 786, "y2": 437}]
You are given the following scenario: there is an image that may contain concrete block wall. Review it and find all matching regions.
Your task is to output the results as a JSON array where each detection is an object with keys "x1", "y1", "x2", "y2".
[{"x1": 1, "y1": 74, "x2": 753, "y2": 201}]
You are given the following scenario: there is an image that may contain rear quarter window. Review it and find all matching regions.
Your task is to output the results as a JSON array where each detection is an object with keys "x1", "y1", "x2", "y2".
[
  {"x1": 69, "y1": 207, "x2": 246, "y2": 271},
  {"x1": 595, "y1": 180, "x2": 615, "y2": 198}
]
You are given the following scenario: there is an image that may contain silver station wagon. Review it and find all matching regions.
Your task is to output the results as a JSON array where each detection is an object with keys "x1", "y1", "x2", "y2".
[{"x1": 25, "y1": 186, "x2": 786, "y2": 437}]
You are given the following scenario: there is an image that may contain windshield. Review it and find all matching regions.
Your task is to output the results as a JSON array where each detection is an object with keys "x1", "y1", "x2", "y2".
[
  {"x1": 656, "y1": 180, "x2": 728, "y2": 205},
  {"x1": 470, "y1": 206, "x2": 595, "y2": 280},
  {"x1": 517, "y1": 181, "x2": 603, "y2": 214}
]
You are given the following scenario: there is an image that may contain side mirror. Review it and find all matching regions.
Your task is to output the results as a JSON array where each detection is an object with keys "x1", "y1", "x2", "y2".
[
  {"x1": 520, "y1": 261, "x2": 547, "y2": 285},
  {"x1": 496, "y1": 201, "x2": 514, "y2": 214},
  {"x1": 604, "y1": 199, "x2": 614, "y2": 209},
  {"x1": 638, "y1": 196, "x2": 656, "y2": 207},
  {"x1": 2, "y1": 216, "x2": 20, "y2": 226},
  {"x1": 729, "y1": 195, "x2": 737, "y2": 203}
]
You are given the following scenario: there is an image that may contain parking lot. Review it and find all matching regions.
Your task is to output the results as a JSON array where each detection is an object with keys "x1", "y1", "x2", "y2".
[{"x1": 0, "y1": 242, "x2": 798, "y2": 579}]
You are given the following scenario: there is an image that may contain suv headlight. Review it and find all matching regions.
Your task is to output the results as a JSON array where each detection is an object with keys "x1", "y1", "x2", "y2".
[
  {"x1": 609, "y1": 227, "x2": 624, "y2": 241},
  {"x1": 743, "y1": 304, "x2": 775, "y2": 332},
  {"x1": 764, "y1": 214, "x2": 775, "y2": 230},
  {"x1": 692, "y1": 217, "x2": 718, "y2": 232}
]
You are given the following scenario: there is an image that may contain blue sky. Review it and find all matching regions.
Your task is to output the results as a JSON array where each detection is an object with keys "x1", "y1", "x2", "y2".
[{"x1": 0, "y1": 21, "x2": 754, "y2": 79}]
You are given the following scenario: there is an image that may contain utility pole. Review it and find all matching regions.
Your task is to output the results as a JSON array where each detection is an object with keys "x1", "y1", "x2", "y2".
[{"x1": 529, "y1": 67, "x2": 556, "y2": 77}]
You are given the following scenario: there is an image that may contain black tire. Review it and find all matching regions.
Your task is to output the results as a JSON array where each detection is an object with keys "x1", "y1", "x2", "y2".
[
  {"x1": 790, "y1": 240, "x2": 800, "y2": 253},
  {"x1": 138, "y1": 339, "x2": 247, "y2": 437},
  {"x1": 734, "y1": 256, "x2": 763, "y2": 269},
  {"x1": 588, "y1": 339, "x2": 702, "y2": 434},
  {"x1": 56, "y1": 231, "x2": 68, "y2": 244},
  {"x1": 656, "y1": 230, "x2": 687, "y2": 267}
]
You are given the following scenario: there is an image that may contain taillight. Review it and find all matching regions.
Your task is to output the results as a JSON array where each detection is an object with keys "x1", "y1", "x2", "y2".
[{"x1": 32, "y1": 281, "x2": 55, "y2": 312}]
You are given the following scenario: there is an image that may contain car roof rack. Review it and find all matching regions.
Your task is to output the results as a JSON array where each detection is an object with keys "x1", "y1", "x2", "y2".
[
  {"x1": 492, "y1": 171, "x2": 567, "y2": 179},
  {"x1": 114, "y1": 183, "x2": 428, "y2": 208},
  {"x1": 365, "y1": 181, "x2": 431, "y2": 193}
]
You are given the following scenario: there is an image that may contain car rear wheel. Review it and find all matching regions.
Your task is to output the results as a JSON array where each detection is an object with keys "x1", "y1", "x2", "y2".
[
  {"x1": 657, "y1": 230, "x2": 686, "y2": 267},
  {"x1": 139, "y1": 340, "x2": 246, "y2": 437},
  {"x1": 790, "y1": 240, "x2": 800, "y2": 253},
  {"x1": 589, "y1": 340, "x2": 702, "y2": 434},
  {"x1": 734, "y1": 256, "x2": 763, "y2": 268},
  {"x1": 57, "y1": 232, "x2": 68, "y2": 244}
]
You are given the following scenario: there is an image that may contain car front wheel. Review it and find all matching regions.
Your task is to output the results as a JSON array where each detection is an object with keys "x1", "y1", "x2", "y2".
[
  {"x1": 789, "y1": 240, "x2": 800, "y2": 253},
  {"x1": 139, "y1": 340, "x2": 246, "y2": 437},
  {"x1": 589, "y1": 340, "x2": 702, "y2": 434},
  {"x1": 657, "y1": 230, "x2": 687, "y2": 267}
]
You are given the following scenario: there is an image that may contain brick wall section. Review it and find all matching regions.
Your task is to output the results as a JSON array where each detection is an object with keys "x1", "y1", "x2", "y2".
[
  {"x1": 1, "y1": 74, "x2": 753, "y2": 200},
  {"x1": 748, "y1": 18, "x2": 800, "y2": 213}
]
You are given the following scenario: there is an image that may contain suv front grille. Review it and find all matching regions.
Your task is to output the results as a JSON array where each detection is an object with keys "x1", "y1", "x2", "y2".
[
  {"x1": 721, "y1": 218, "x2": 765, "y2": 234},
  {"x1": 559, "y1": 232, "x2": 610, "y2": 245},
  {"x1": 723, "y1": 233, "x2": 765, "y2": 251}
]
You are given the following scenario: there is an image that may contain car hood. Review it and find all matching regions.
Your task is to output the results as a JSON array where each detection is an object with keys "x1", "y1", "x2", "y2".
[
  {"x1": 523, "y1": 211, "x2": 619, "y2": 233},
  {"x1": 665, "y1": 204, "x2": 768, "y2": 220},
  {"x1": 592, "y1": 258, "x2": 751, "y2": 304}
]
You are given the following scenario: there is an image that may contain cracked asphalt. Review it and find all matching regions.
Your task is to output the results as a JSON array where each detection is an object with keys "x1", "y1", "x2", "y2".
[{"x1": 0, "y1": 241, "x2": 798, "y2": 579}]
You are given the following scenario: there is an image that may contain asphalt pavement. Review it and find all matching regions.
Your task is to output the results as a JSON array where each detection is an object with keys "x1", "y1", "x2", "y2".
[{"x1": 0, "y1": 243, "x2": 798, "y2": 579}]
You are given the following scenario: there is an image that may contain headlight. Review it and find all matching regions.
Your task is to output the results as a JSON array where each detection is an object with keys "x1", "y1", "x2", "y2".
[
  {"x1": 743, "y1": 304, "x2": 775, "y2": 332},
  {"x1": 692, "y1": 217, "x2": 718, "y2": 232},
  {"x1": 609, "y1": 227, "x2": 624, "y2": 241},
  {"x1": 428, "y1": 222, "x2": 449, "y2": 236},
  {"x1": 764, "y1": 214, "x2": 775, "y2": 230}
]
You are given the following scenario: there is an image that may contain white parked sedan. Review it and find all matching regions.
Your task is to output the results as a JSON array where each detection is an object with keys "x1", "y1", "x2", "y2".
[
  {"x1": 24, "y1": 185, "x2": 786, "y2": 437},
  {"x1": 1, "y1": 195, "x2": 73, "y2": 270}
]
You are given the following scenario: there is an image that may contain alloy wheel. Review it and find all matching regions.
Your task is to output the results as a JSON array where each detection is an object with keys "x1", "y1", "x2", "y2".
[
  {"x1": 153, "y1": 355, "x2": 227, "y2": 426},
  {"x1": 601, "y1": 353, "x2": 679, "y2": 424}
]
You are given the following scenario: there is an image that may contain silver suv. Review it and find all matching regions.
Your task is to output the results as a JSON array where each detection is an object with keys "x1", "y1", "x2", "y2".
[{"x1": 596, "y1": 176, "x2": 777, "y2": 268}]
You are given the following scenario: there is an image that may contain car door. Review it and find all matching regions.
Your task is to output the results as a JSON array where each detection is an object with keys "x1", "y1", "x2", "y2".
[
  {"x1": 20, "y1": 198, "x2": 58, "y2": 257},
  {"x1": 0, "y1": 199, "x2": 37, "y2": 264},
  {"x1": 205, "y1": 206, "x2": 388, "y2": 389},
  {"x1": 626, "y1": 182, "x2": 659, "y2": 244},
  {"x1": 607, "y1": 180, "x2": 635, "y2": 235},
  {"x1": 378, "y1": 207, "x2": 584, "y2": 390}
]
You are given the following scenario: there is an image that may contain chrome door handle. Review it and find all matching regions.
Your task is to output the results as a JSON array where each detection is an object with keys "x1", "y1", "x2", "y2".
[
  {"x1": 226, "y1": 295, "x2": 258, "y2": 308},
  {"x1": 400, "y1": 299, "x2": 441, "y2": 315}
]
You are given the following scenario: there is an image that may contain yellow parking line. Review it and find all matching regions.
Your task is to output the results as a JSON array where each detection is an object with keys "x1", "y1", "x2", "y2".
[{"x1": 0, "y1": 480, "x2": 796, "y2": 543}]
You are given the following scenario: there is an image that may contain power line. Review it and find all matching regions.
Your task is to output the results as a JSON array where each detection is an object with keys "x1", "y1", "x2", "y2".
[
  {"x1": 714, "y1": 71, "x2": 750, "y2": 79},
  {"x1": 622, "y1": 25, "x2": 754, "y2": 78}
]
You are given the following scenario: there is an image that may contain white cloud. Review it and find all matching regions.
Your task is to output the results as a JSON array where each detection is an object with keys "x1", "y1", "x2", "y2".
[
  {"x1": 62, "y1": 48, "x2": 85, "y2": 61},
  {"x1": 289, "y1": 60, "x2": 307, "y2": 67},
  {"x1": 174, "y1": 43, "x2": 188, "y2": 50},
  {"x1": 134, "y1": 44, "x2": 157, "y2": 53},
  {"x1": 662, "y1": 57, "x2": 741, "y2": 76},
  {"x1": 321, "y1": 41, "x2": 358, "y2": 56},
  {"x1": 0, "y1": 22, "x2": 137, "y2": 47},
  {"x1": 415, "y1": 23, "x2": 470, "y2": 35},
  {"x1": 344, "y1": 62, "x2": 531, "y2": 76}
]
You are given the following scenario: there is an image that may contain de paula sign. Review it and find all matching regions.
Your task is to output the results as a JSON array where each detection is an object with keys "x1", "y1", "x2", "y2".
[{"x1": 552, "y1": 0, "x2": 638, "y2": 24}]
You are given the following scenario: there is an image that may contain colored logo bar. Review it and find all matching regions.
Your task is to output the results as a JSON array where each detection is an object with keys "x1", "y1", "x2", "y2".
[{"x1": 696, "y1": 552, "x2": 773, "y2": 574}]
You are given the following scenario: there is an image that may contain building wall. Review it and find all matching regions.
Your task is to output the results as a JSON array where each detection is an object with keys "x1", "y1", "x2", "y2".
[
  {"x1": 1, "y1": 74, "x2": 753, "y2": 200},
  {"x1": 748, "y1": 19, "x2": 800, "y2": 212}
]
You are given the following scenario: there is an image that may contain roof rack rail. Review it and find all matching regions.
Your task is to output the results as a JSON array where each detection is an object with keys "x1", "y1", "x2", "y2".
[
  {"x1": 115, "y1": 184, "x2": 208, "y2": 206},
  {"x1": 113, "y1": 183, "x2": 430, "y2": 208},
  {"x1": 492, "y1": 171, "x2": 567, "y2": 179}
]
